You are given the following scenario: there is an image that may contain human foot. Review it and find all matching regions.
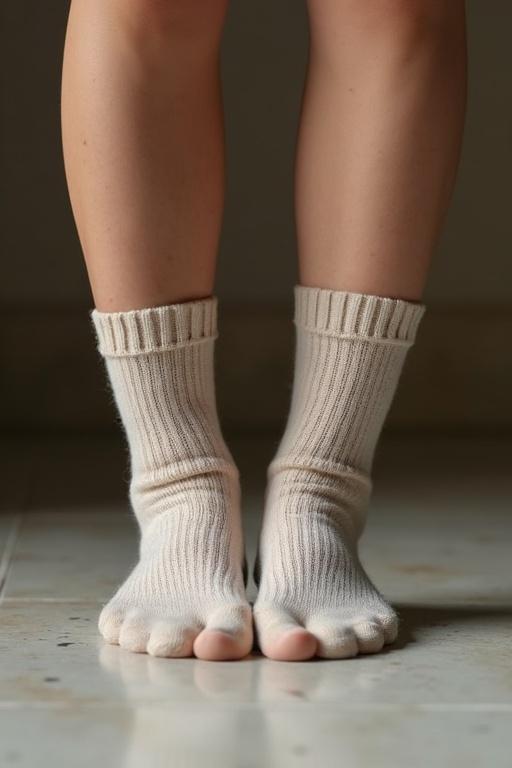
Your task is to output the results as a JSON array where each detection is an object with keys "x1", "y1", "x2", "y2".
[
  {"x1": 99, "y1": 504, "x2": 252, "y2": 660},
  {"x1": 253, "y1": 470, "x2": 397, "y2": 660},
  {"x1": 253, "y1": 286, "x2": 424, "y2": 661},
  {"x1": 92, "y1": 298, "x2": 252, "y2": 660}
]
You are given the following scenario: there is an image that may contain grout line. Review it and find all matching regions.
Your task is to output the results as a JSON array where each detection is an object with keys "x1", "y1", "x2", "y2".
[
  {"x1": 0, "y1": 701, "x2": 512, "y2": 713},
  {"x1": 0, "y1": 515, "x2": 23, "y2": 602}
]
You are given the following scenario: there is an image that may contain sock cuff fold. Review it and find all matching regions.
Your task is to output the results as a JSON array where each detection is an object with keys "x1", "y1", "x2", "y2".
[
  {"x1": 294, "y1": 285, "x2": 425, "y2": 343},
  {"x1": 91, "y1": 297, "x2": 218, "y2": 357}
]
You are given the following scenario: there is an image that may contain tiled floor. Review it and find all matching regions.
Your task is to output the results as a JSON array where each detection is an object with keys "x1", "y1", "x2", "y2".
[{"x1": 1, "y1": 435, "x2": 511, "y2": 767}]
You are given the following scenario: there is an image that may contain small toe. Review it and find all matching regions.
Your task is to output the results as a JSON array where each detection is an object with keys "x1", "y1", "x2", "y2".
[
  {"x1": 307, "y1": 618, "x2": 358, "y2": 659},
  {"x1": 147, "y1": 621, "x2": 198, "y2": 658},
  {"x1": 98, "y1": 603, "x2": 125, "y2": 645},
  {"x1": 118, "y1": 612, "x2": 151, "y2": 653},
  {"x1": 353, "y1": 621, "x2": 385, "y2": 654},
  {"x1": 376, "y1": 612, "x2": 399, "y2": 644},
  {"x1": 254, "y1": 607, "x2": 317, "y2": 661},
  {"x1": 194, "y1": 604, "x2": 253, "y2": 661}
]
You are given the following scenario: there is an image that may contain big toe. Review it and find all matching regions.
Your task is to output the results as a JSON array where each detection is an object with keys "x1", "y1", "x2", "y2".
[
  {"x1": 254, "y1": 606, "x2": 317, "y2": 661},
  {"x1": 194, "y1": 604, "x2": 253, "y2": 661}
]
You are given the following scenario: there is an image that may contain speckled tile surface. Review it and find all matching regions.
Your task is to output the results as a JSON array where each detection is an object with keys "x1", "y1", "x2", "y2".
[{"x1": 0, "y1": 436, "x2": 511, "y2": 767}]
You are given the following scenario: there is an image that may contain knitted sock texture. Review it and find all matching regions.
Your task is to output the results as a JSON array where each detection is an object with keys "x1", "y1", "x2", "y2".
[
  {"x1": 254, "y1": 285, "x2": 425, "y2": 658},
  {"x1": 91, "y1": 297, "x2": 251, "y2": 657}
]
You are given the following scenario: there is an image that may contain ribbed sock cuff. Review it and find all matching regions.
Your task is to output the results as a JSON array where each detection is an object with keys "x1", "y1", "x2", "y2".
[
  {"x1": 91, "y1": 297, "x2": 218, "y2": 357},
  {"x1": 294, "y1": 285, "x2": 425, "y2": 344}
]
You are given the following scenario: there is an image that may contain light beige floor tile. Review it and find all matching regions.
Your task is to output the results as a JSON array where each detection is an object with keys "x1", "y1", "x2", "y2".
[
  {"x1": 0, "y1": 707, "x2": 510, "y2": 768},
  {"x1": 1, "y1": 436, "x2": 511, "y2": 767},
  {"x1": 3, "y1": 512, "x2": 137, "y2": 601},
  {"x1": 1, "y1": 601, "x2": 511, "y2": 708},
  {"x1": 0, "y1": 600, "x2": 511, "y2": 767},
  {"x1": 362, "y1": 439, "x2": 512, "y2": 607},
  {"x1": 360, "y1": 498, "x2": 512, "y2": 606}
]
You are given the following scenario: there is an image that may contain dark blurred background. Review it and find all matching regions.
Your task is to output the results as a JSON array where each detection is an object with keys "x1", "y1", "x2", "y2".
[{"x1": 1, "y1": 1, "x2": 511, "y2": 487}]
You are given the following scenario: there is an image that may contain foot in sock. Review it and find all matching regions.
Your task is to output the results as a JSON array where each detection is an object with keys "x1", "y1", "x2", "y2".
[
  {"x1": 92, "y1": 297, "x2": 252, "y2": 660},
  {"x1": 254, "y1": 286, "x2": 424, "y2": 660}
]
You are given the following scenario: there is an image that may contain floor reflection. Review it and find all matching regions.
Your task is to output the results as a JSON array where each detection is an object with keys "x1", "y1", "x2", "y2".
[
  {"x1": 98, "y1": 638, "x2": 403, "y2": 706},
  {"x1": 97, "y1": 639, "x2": 402, "y2": 766},
  {"x1": 95, "y1": 600, "x2": 512, "y2": 766},
  {"x1": 99, "y1": 646, "x2": 264, "y2": 767}
]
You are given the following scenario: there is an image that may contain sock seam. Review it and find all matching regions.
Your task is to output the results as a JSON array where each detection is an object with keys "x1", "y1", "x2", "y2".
[{"x1": 96, "y1": 333, "x2": 219, "y2": 359}]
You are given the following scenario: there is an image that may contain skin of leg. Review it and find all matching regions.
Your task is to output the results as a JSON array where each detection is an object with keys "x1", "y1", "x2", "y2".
[
  {"x1": 296, "y1": 0, "x2": 467, "y2": 302},
  {"x1": 62, "y1": 0, "x2": 252, "y2": 661},
  {"x1": 259, "y1": 0, "x2": 467, "y2": 661},
  {"x1": 61, "y1": 0, "x2": 229, "y2": 311}
]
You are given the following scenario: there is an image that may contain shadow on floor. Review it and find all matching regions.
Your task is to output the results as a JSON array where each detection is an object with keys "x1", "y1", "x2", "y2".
[{"x1": 393, "y1": 603, "x2": 512, "y2": 650}]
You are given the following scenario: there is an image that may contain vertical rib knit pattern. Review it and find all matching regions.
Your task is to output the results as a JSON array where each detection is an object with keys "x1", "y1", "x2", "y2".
[
  {"x1": 91, "y1": 298, "x2": 252, "y2": 658},
  {"x1": 254, "y1": 286, "x2": 425, "y2": 659}
]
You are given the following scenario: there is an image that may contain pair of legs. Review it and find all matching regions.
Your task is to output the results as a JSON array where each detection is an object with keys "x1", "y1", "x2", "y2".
[{"x1": 62, "y1": 0, "x2": 466, "y2": 660}]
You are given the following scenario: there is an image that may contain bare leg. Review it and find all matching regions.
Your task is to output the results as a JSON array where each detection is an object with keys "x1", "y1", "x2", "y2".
[
  {"x1": 254, "y1": 0, "x2": 467, "y2": 661},
  {"x1": 62, "y1": 0, "x2": 253, "y2": 662},
  {"x1": 62, "y1": 0, "x2": 228, "y2": 311},
  {"x1": 296, "y1": 0, "x2": 466, "y2": 300}
]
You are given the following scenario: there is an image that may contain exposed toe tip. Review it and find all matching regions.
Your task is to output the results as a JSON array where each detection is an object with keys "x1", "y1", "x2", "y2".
[
  {"x1": 261, "y1": 628, "x2": 317, "y2": 662},
  {"x1": 193, "y1": 629, "x2": 252, "y2": 661}
]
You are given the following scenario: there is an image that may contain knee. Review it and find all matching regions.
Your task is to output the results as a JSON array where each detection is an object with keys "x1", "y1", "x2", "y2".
[{"x1": 115, "y1": 0, "x2": 229, "y2": 49}]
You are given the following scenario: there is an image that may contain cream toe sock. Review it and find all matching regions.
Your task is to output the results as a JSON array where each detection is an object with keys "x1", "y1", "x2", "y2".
[
  {"x1": 92, "y1": 297, "x2": 252, "y2": 659},
  {"x1": 254, "y1": 285, "x2": 425, "y2": 659}
]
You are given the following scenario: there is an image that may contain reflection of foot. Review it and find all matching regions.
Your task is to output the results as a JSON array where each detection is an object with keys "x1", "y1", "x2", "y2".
[
  {"x1": 254, "y1": 286, "x2": 424, "y2": 661},
  {"x1": 99, "y1": 643, "x2": 255, "y2": 700},
  {"x1": 92, "y1": 298, "x2": 252, "y2": 660},
  {"x1": 98, "y1": 647, "x2": 255, "y2": 768}
]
